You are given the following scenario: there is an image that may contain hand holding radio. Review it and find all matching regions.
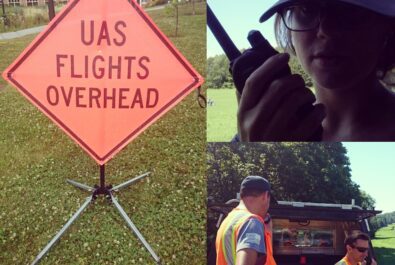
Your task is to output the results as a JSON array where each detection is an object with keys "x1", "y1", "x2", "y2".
[{"x1": 231, "y1": 30, "x2": 324, "y2": 141}]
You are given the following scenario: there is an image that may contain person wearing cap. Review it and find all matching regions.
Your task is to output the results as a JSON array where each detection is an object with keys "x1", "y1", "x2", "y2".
[
  {"x1": 237, "y1": 0, "x2": 395, "y2": 141},
  {"x1": 216, "y1": 176, "x2": 276, "y2": 265},
  {"x1": 335, "y1": 232, "x2": 377, "y2": 265}
]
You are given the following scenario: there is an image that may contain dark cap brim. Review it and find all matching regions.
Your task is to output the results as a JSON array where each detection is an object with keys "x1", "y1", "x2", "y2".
[{"x1": 259, "y1": 0, "x2": 395, "y2": 23}]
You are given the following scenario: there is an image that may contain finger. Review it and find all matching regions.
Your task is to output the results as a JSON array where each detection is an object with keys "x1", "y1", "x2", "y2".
[
  {"x1": 291, "y1": 103, "x2": 326, "y2": 140},
  {"x1": 239, "y1": 53, "x2": 290, "y2": 110},
  {"x1": 256, "y1": 74, "x2": 306, "y2": 121},
  {"x1": 263, "y1": 88, "x2": 316, "y2": 140},
  {"x1": 239, "y1": 74, "x2": 305, "y2": 133}
]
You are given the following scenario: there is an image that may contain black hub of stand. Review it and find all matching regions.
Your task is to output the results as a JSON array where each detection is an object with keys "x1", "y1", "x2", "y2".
[{"x1": 31, "y1": 165, "x2": 161, "y2": 265}]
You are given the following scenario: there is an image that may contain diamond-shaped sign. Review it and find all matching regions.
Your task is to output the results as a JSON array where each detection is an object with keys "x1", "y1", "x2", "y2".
[{"x1": 2, "y1": 0, "x2": 203, "y2": 165}]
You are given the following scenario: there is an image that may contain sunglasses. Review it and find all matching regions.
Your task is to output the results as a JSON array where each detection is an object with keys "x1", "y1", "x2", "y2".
[{"x1": 353, "y1": 246, "x2": 369, "y2": 253}]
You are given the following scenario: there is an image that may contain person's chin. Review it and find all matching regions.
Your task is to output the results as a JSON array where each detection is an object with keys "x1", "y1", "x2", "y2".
[{"x1": 312, "y1": 73, "x2": 349, "y2": 91}]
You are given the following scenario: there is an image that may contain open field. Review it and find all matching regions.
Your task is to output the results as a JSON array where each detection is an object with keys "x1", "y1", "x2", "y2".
[
  {"x1": 207, "y1": 88, "x2": 237, "y2": 142},
  {"x1": 372, "y1": 224, "x2": 395, "y2": 265},
  {"x1": 0, "y1": 2, "x2": 206, "y2": 265}
]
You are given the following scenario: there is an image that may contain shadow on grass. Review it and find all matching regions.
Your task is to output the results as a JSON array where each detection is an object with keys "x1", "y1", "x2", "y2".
[
  {"x1": 375, "y1": 247, "x2": 395, "y2": 265},
  {"x1": 374, "y1": 236, "x2": 395, "y2": 240}
]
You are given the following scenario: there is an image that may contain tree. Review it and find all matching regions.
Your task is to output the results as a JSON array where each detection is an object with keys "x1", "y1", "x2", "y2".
[
  {"x1": 207, "y1": 142, "x2": 375, "y2": 208},
  {"x1": 165, "y1": 0, "x2": 184, "y2": 37},
  {"x1": 206, "y1": 54, "x2": 233, "y2": 88}
]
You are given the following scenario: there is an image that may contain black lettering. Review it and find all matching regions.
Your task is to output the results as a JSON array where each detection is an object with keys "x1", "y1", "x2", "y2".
[
  {"x1": 103, "y1": 88, "x2": 116, "y2": 108},
  {"x1": 124, "y1": 56, "x2": 136, "y2": 79},
  {"x1": 60, "y1": 86, "x2": 73, "y2": 106},
  {"x1": 47, "y1": 85, "x2": 59, "y2": 106},
  {"x1": 146, "y1": 88, "x2": 159, "y2": 108},
  {"x1": 70, "y1": 55, "x2": 82, "y2": 78},
  {"x1": 114, "y1": 21, "x2": 127, "y2": 46},
  {"x1": 131, "y1": 88, "x2": 143, "y2": 108},
  {"x1": 97, "y1": 21, "x2": 111, "y2": 46},
  {"x1": 92, "y1": 55, "x2": 105, "y2": 79},
  {"x1": 81, "y1": 20, "x2": 94, "y2": 46},
  {"x1": 89, "y1": 87, "x2": 101, "y2": 108},
  {"x1": 75, "y1": 87, "x2": 87, "y2": 108},
  {"x1": 109, "y1": 56, "x2": 122, "y2": 79},
  {"x1": 118, "y1": 88, "x2": 129, "y2": 109},
  {"x1": 137, "y1": 56, "x2": 150, "y2": 79},
  {"x1": 56, "y1": 54, "x2": 67, "y2": 77}
]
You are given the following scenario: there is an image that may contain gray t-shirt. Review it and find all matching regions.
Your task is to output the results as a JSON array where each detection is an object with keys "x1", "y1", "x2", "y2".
[{"x1": 236, "y1": 217, "x2": 266, "y2": 255}]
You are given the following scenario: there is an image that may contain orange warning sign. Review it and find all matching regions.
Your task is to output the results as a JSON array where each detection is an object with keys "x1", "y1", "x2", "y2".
[{"x1": 2, "y1": 0, "x2": 203, "y2": 165}]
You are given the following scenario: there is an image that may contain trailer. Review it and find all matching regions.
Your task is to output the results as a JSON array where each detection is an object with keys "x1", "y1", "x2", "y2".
[{"x1": 208, "y1": 199, "x2": 381, "y2": 265}]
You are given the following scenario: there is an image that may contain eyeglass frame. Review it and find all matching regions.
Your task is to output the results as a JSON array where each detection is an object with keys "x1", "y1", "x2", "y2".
[
  {"x1": 352, "y1": 245, "x2": 369, "y2": 253},
  {"x1": 277, "y1": 1, "x2": 380, "y2": 32}
]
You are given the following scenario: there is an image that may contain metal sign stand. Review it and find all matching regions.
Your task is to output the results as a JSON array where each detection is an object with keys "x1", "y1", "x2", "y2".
[{"x1": 31, "y1": 165, "x2": 161, "y2": 265}]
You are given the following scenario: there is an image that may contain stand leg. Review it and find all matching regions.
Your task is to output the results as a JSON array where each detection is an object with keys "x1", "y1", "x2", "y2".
[
  {"x1": 66, "y1": 179, "x2": 93, "y2": 192},
  {"x1": 111, "y1": 194, "x2": 161, "y2": 264},
  {"x1": 31, "y1": 196, "x2": 92, "y2": 265},
  {"x1": 110, "y1": 172, "x2": 150, "y2": 192}
]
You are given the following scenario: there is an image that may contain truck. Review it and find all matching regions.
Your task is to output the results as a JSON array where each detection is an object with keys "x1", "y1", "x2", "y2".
[{"x1": 208, "y1": 198, "x2": 381, "y2": 265}]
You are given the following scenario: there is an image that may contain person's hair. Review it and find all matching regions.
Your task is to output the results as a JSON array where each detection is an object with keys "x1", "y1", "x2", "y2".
[
  {"x1": 240, "y1": 189, "x2": 268, "y2": 199},
  {"x1": 273, "y1": 13, "x2": 395, "y2": 82},
  {"x1": 344, "y1": 232, "x2": 370, "y2": 249}
]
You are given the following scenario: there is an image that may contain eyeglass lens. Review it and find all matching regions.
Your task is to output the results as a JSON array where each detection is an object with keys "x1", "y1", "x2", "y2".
[{"x1": 280, "y1": 1, "x2": 374, "y2": 31}]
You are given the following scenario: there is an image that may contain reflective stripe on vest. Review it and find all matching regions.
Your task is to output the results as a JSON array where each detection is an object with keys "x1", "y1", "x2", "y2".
[{"x1": 216, "y1": 208, "x2": 265, "y2": 265}]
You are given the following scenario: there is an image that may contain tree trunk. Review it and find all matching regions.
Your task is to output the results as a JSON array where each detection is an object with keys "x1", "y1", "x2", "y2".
[
  {"x1": 48, "y1": 0, "x2": 55, "y2": 21},
  {"x1": 175, "y1": 4, "x2": 178, "y2": 37}
]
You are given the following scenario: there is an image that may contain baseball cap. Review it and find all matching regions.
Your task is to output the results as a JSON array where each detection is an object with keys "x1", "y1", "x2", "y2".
[
  {"x1": 259, "y1": 0, "x2": 395, "y2": 23},
  {"x1": 240, "y1": 176, "x2": 276, "y2": 203}
]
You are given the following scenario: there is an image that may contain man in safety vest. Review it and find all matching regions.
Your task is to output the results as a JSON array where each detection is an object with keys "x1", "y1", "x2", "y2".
[
  {"x1": 335, "y1": 232, "x2": 377, "y2": 265},
  {"x1": 216, "y1": 175, "x2": 276, "y2": 265}
]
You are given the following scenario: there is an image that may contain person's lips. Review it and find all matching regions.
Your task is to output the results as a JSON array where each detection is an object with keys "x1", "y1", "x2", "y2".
[{"x1": 312, "y1": 51, "x2": 347, "y2": 68}]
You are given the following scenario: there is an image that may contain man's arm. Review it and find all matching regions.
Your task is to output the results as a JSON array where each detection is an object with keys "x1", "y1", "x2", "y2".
[
  {"x1": 236, "y1": 248, "x2": 258, "y2": 265},
  {"x1": 236, "y1": 249, "x2": 267, "y2": 265}
]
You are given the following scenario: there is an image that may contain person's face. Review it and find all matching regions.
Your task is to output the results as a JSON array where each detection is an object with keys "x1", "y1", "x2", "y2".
[
  {"x1": 347, "y1": 239, "x2": 369, "y2": 262},
  {"x1": 288, "y1": 2, "x2": 390, "y2": 90}
]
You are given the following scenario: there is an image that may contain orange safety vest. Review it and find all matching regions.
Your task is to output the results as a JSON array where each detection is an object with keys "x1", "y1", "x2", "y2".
[
  {"x1": 264, "y1": 222, "x2": 276, "y2": 265},
  {"x1": 337, "y1": 256, "x2": 362, "y2": 265},
  {"x1": 216, "y1": 208, "x2": 276, "y2": 265}
]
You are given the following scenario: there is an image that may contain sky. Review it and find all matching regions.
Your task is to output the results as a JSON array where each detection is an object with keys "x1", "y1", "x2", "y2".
[
  {"x1": 343, "y1": 142, "x2": 395, "y2": 214},
  {"x1": 207, "y1": 0, "x2": 278, "y2": 58}
]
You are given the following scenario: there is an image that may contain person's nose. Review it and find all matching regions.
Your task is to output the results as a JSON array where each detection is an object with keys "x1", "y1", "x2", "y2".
[{"x1": 315, "y1": 11, "x2": 339, "y2": 39}]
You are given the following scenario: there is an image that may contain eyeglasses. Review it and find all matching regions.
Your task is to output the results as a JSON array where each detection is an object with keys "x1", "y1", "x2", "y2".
[
  {"x1": 353, "y1": 246, "x2": 369, "y2": 253},
  {"x1": 279, "y1": 1, "x2": 377, "y2": 32}
]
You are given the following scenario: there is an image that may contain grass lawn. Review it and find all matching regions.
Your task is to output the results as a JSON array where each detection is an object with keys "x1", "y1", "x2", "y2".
[
  {"x1": 372, "y1": 223, "x2": 395, "y2": 265},
  {"x1": 0, "y1": 2, "x2": 206, "y2": 265},
  {"x1": 207, "y1": 89, "x2": 237, "y2": 142}
]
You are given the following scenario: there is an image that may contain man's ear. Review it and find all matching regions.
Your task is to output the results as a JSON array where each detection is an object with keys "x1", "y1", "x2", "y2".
[{"x1": 346, "y1": 244, "x2": 352, "y2": 253}]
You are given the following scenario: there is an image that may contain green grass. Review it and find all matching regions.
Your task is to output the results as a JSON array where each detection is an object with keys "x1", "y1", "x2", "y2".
[
  {"x1": 372, "y1": 224, "x2": 395, "y2": 265},
  {"x1": 0, "y1": 3, "x2": 206, "y2": 265},
  {"x1": 207, "y1": 89, "x2": 237, "y2": 142}
]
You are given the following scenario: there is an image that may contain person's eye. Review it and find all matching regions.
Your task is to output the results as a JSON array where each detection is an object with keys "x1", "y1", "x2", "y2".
[{"x1": 298, "y1": 6, "x2": 316, "y2": 16}]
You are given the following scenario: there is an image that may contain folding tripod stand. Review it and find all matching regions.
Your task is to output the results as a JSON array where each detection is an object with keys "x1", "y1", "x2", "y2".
[{"x1": 31, "y1": 165, "x2": 161, "y2": 265}]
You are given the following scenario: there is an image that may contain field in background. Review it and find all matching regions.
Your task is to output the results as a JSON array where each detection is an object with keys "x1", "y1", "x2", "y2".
[
  {"x1": 372, "y1": 223, "x2": 395, "y2": 265},
  {"x1": 207, "y1": 89, "x2": 237, "y2": 142},
  {"x1": 0, "y1": 2, "x2": 206, "y2": 265}
]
